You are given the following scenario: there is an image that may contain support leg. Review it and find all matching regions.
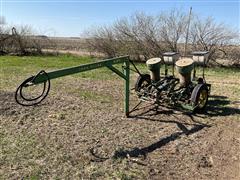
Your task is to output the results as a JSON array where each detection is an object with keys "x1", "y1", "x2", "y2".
[{"x1": 124, "y1": 60, "x2": 130, "y2": 117}]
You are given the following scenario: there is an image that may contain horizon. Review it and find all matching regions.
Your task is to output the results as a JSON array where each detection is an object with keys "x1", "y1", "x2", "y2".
[{"x1": 1, "y1": 0, "x2": 240, "y2": 37}]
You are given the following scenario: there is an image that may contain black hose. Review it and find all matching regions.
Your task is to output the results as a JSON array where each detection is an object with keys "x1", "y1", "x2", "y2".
[{"x1": 15, "y1": 70, "x2": 51, "y2": 106}]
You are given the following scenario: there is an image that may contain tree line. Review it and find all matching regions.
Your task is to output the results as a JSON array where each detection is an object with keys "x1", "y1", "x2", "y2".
[
  {"x1": 84, "y1": 9, "x2": 239, "y2": 65},
  {"x1": 0, "y1": 16, "x2": 53, "y2": 55}
]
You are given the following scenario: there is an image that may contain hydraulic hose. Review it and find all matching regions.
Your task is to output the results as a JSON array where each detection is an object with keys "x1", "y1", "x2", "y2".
[{"x1": 15, "y1": 70, "x2": 51, "y2": 106}]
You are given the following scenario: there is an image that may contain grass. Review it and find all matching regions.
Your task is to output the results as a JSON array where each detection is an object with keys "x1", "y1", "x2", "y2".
[
  {"x1": 0, "y1": 54, "x2": 119, "y2": 91},
  {"x1": 1, "y1": 54, "x2": 239, "y2": 99},
  {"x1": 1, "y1": 54, "x2": 239, "y2": 101},
  {"x1": 68, "y1": 88, "x2": 113, "y2": 102},
  {"x1": 1, "y1": 54, "x2": 238, "y2": 86}
]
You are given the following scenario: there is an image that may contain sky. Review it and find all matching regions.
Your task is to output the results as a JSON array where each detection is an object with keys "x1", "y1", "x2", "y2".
[{"x1": 1, "y1": 0, "x2": 240, "y2": 37}]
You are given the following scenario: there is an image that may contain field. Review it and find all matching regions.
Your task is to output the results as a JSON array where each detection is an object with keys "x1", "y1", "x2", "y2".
[{"x1": 0, "y1": 55, "x2": 240, "y2": 179}]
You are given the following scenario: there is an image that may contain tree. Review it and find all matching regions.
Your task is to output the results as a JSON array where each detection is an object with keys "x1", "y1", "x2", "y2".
[
  {"x1": 84, "y1": 25, "x2": 118, "y2": 58},
  {"x1": 158, "y1": 9, "x2": 188, "y2": 52},
  {"x1": 189, "y1": 17, "x2": 237, "y2": 60},
  {"x1": 114, "y1": 12, "x2": 166, "y2": 60},
  {"x1": 85, "y1": 9, "x2": 238, "y2": 64},
  {"x1": 0, "y1": 16, "x2": 11, "y2": 54}
]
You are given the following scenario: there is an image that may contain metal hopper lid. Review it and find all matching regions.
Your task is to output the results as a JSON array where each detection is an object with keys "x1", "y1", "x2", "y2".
[
  {"x1": 163, "y1": 52, "x2": 179, "y2": 56},
  {"x1": 175, "y1": 58, "x2": 194, "y2": 67},
  {"x1": 146, "y1": 58, "x2": 161, "y2": 65},
  {"x1": 191, "y1": 51, "x2": 209, "y2": 56}
]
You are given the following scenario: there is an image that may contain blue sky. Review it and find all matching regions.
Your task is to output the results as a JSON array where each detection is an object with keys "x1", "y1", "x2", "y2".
[{"x1": 1, "y1": 0, "x2": 240, "y2": 37}]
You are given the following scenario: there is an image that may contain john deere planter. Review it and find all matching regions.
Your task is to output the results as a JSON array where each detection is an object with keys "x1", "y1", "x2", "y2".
[{"x1": 16, "y1": 51, "x2": 211, "y2": 116}]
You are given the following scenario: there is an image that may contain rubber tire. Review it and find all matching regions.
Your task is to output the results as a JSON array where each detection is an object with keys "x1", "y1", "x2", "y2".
[
  {"x1": 191, "y1": 84, "x2": 209, "y2": 112},
  {"x1": 134, "y1": 74, "x2": 151, "y2": 92}
]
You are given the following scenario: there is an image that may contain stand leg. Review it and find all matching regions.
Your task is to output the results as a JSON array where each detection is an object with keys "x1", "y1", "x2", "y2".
[{"x1": 124, "y1": 60, "x2": 130, "y2": 117}]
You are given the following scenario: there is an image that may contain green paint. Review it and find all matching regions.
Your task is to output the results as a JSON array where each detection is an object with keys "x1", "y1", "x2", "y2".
[{"x1": 32, "y1": 56, "x2": 129, "y2": 84}]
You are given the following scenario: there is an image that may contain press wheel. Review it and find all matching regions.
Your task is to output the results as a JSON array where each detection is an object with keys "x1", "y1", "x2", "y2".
[{"x1": 191, "y1": 84, "x2": 209, "y2": 112}]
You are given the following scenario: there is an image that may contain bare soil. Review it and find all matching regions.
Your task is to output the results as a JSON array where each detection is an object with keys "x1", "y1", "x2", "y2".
[{"x1": 1, "y1": 75, "x2": 240, "y2": 179}]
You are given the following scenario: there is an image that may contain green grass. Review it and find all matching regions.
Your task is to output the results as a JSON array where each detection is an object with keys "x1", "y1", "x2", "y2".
[
  {"x1": 1, "y1": 55, "x2": 239, "y2": 84},
  {"x1": 1, "y1": 54, "x2": 239, "y2": 95},
  {"x1": 0, "y1": 54, "x2": 122, "y2": 91},
  {"x1": 0, "y1": 54, "x2": 130, "y2": 102}
]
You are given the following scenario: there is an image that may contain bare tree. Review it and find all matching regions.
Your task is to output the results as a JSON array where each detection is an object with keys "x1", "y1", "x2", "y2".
[
  {"x1": 0, "y1": 16, "x2": 11, "y2": 54},
  {"x1": 2, "y1": 24, "x2": 50, "y2": 55},
  {"x1": 84, "y1": 25, "x2": 118, "y2": 57},
  {"x1": 224, "y1": 45, "x2": 240, "y2": 66},
  {"x1": 85, "y1": 9, "x2": 238, "y2": 64},
  {"x1": 10, "y1": 25, "x2": 35, "y2": 55},
  {"x1": 189, "y1": 17, "x2": 237, "y2": 60},
  {"x1": 85, "y1": 10, "x2": 188, "y2": 59},
  {"x1": 158, "y1": 9, "x2": 188, "y2": 52},
  {"x1": 114, "y1": 13, "x2": 151, "y2": 60},
  {"x1": 0, "y1": 16, "x2": 50, "y2": 55},
  {"x1": 114, "y1": 12, "x2": 167, "y2": 60}
]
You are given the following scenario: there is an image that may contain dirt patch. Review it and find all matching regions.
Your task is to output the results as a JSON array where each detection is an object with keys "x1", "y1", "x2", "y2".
[{"x1": 1, "y1": 77, "x2": 240, "y2": 179}]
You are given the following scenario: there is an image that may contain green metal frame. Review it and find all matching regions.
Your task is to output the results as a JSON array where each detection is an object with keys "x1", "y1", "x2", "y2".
[{"x1": 32, "y1": 56, "x2": 130, "y2": 117}]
